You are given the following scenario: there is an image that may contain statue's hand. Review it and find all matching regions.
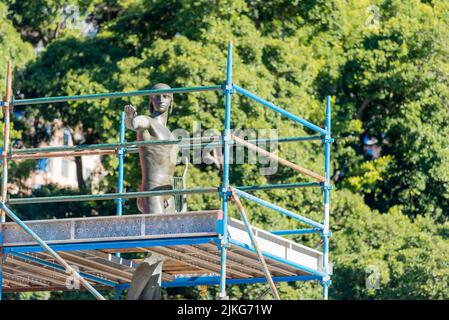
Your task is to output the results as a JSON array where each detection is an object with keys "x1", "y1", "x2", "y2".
[{"x1": 124, "y1": 104, "x2": 137, "y2": 118}]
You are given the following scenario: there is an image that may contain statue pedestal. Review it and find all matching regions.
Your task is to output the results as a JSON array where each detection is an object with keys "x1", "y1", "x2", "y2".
[{"x1": 126, "y1": 252, "x2": 164, "y2": 300}]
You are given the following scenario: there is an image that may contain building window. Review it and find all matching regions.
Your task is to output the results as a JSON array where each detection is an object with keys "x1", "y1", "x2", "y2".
[
  {"x1": 61, "y1": 159, "x2": 69, "y2": 178},
  {"x1": 63, "y1": 129, "x2": 71, "y2": 145}
]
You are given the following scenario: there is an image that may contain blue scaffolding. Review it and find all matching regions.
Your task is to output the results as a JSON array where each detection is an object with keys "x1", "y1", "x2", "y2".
[{"x1": 0, "y1": 42, "x2": 332, "y2": 300}]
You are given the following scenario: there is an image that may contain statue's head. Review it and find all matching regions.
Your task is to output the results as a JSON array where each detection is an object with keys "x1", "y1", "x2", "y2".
[{"x1": 149, "y1": 83, "x2": 173, "y2": 115}]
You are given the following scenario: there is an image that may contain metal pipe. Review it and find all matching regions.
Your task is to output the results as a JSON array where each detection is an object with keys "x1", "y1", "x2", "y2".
[
  {"x1": 9, "y1": 134, "x2": 321, "y2": 157},
  {"x1": 114, "y1": 285, "x2": 123, "y2": 300},
  {"x1": 0, "y1": 203, "x2": 106, "y2": 300},
  {"x1": 322, "y1": 95, "x2": 332, "y2": 300},
  {"x1": 115, "y1": 112, "x2": 126, "y2": 259},
  {"x1": 12, "y1": 85, "x2": 221, "y2": 106},
  {"x1": 0, "y1": 245, "x2": 2, "y2": 300},
  {"x1": 232, "y1": 188, "x2": 324, "y2": 230},
  {"x1": 234, "y1": 85, "x2": 327, "y2": 135},
  {"x1": 188, "y1": 135, "x2": 322, "y2": 150},
  {"x1": 8, "y1": 187, "x2": 218, "y2": 205},
  {"x1": 219, "y1": 41, "x2": 233, "y2": 300},
  {"x1": 9, "y1": 135, "x2": 322, "y2": 161},
  {"x1": 117, "y1": 275, "x2": 320, "y2": 289},
  {"x1": 1, "y1": 62, "x2": 12, "y2": 223},
  {"x1": 11, "y1": 149, "x2": 116, "y2": 160},
  {"x1": 116, "y1": 112, "x2": 125, "y2": 217},
  {"x1": 11, "y1": 135, "x2": 219, "y2": 155},
  {"x1": 7, "y1": 182, "x2": 318, "y2": 205},
  {"x1": 231, "y1": 191, "x2": 280, "y2": 300},
  {"x1": 271, "y1": 228, "x2": 321, "y2": 236},
  {"x1": 0, "y1": 61, "x2": 12, "y2": 300},
  {"x1": 232, "y1": 134, "x2": 326, "y2": 182},
  {"x1": 238, "y1": 182, "x2": 321, "y2": 191},
  {"x1": 4, "y1": 236, "x2": 216, "y2": 254}
]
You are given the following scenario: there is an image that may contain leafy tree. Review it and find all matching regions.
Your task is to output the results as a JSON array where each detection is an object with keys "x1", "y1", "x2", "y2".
[
  {"x1": 1, "y1": 0, "x2": 98, "y2": 45},
  {"x1": 331, "y1": 190, "x2": 449, "y2": 299},
  {"x1": 0, "y1": 2, "x2": 34, "y2": 87},
  {"x1": 332, "y1": 0, "x2": 449, "y2": 220}
]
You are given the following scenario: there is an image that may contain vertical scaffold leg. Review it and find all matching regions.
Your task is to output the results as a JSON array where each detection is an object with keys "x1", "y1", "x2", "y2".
[
  {"x1": 0, "y1": 61, "x2": 13, "y2": 301},
  {"x1": 231, "y1": 190, "x2": 281, "y2": 300},
  {"x1": 321, "y1": 95, "x2": 332, "y2": 300},
  {"x1": 218, "y1": 41, "x2": 233, "y2": 300},
  {"x1": 116, "y1": 111, "x2": 126, "y2": 217},
  {"x1": 0, "y1": 203, "x2": 106, "y2": 300},
  {"x1": 116, "y1": 111, "x2": 126, "y2": 258},
  {"x1": 0, "y1": 242, "x2": 3, "y2": 300},
  {"x1": 114, "y1": 285, "x2": 123, "y2": 300}
]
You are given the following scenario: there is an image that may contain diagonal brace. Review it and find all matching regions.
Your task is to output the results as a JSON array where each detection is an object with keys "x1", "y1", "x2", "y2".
[
  {"x1": 0, "y1": 202, "x2": 106, "y2": 300},
  {"x1": 230, "y1": 189, "x2": 280, "y2": 300},
  {"x1": 234, "y1": 85, "x2": 327, "y2": 135}
]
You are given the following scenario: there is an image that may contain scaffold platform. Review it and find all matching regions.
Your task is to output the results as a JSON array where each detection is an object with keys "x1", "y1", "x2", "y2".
[
  {"x1": 1, "y1": 42, "x2": 333, "y2": 299},
  {"x1": 1, "y1": 210, "x2": 323, "y2": 292}
]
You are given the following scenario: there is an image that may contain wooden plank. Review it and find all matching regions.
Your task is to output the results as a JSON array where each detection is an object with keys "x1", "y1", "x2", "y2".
[
  {"x1": 2, "y1": 265, "x2": 51, "y2": 287},
  {"x1": 150, "y1": 246, "x2": 251, "y2": 278},
  {"x1": 51, "y1": 252, "x2": 132, "y2": 282},
  {"x1": 4, "y1": 258, "x2": 71, "y2": 286},
  {"x1": 145, "y1": 247, "x2": 227, "y2": 277},
  {"x1": 181, "y1": 245, "x2": 264, "y2": 277}
]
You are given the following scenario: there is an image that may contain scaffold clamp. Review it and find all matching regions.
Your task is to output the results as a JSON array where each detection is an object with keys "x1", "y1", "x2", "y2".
[{"x1": 221, "y1": 81, "x2": 234, "y2": 94}]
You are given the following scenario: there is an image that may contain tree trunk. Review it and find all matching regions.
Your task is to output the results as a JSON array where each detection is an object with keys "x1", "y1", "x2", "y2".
[
  {"x1": 75, "y1": 156, "x2": 86, "y2": 190},
  {"x1": 69, "y1": 125, "x2": 87, "y2": 191}
]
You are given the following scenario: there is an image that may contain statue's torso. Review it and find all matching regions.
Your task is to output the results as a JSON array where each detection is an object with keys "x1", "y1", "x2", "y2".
[{"x1": 137, "y1": 122, "x2": 178, "y2": 188}]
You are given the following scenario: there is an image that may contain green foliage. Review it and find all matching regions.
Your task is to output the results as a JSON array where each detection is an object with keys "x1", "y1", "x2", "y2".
[
  {"x1": 332, "y1": 192, "x2": 449, "y2": 299},
  {"x1": 1, "y1": 0, "x2": 103, "y2": 44},
  {"x1": 0, "y1": 2, "x2": 34, "y2": 88},
  {"x1": 344, "y1": 155, "x2": 392, "y2": 193},
  {"x1": 333, "y1": 0, "x2": 449, "y2": 219}
]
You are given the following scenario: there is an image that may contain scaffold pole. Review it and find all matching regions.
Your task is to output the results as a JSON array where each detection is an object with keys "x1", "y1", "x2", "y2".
[
  {"x1": 322, "y1": 95, "x2": 332, "y2": 300},
  {"x1": 218, "y1": 41, "x2": 233, "y2": 300},
  {"x1": 12, "y1": 86, "x2": 221, "y2": 106},
  {"x1": 0, "y1": 61, "x2": 12, "y2": 300},
  {"x1": 116, "y1": 111, "x2": 126, "y2": 217}
]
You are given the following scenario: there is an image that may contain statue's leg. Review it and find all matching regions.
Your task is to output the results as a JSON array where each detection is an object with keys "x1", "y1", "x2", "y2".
[
  {"x1": 137, "y1": 183, "x2": 150, "y2": 213},
  {"x1": 137, "y1": 197, "x2": 149, "y2": 214},
  {"x1": 126, "y1": 252, "x2": 164, "y2": 300},
  {"x1": 137, "y1": 182, "x2": 166, "y2": 214},
  {"x1": 164, "y1": 195, "x2": 176, "y2": 214},
  {"x1": 147, "y1": 195, "x2": 165, "y2": 214}
]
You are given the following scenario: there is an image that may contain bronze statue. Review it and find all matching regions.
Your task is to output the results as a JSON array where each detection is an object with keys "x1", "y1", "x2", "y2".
[
  {"x1": 124, "y1": 83, "x2": 178, "y2": 215},
  {"x1": 124, "y1": 83, "x2": 179, "y2": 300}
]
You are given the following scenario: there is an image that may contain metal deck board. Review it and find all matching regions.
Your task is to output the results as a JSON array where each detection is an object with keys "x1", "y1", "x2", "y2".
[{"x1": 1, "y1": 211, "x2": 323, "y2": 292}]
